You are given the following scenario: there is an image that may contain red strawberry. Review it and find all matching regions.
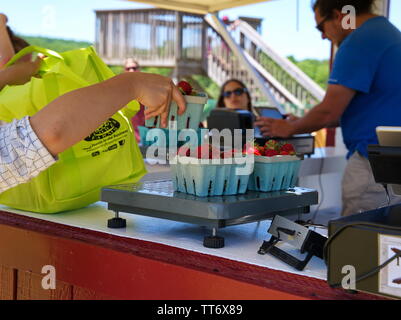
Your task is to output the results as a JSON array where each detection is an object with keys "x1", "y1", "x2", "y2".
[
  {"x1": 222, "y1": 148, "x2": 242, "y2": 158},
  {"x1": 197, "y1": 144, "x2": 220, "y2": 159},
  {"x1": 264, "y1": 139, "x2": 280, "y2": 151},
  {"x1": 265, "y1": 149, "x2": 279, "y2": 157},
  {"x1": 221, "y1": 150, "x2": 232, "y2": 159},
  {"x1": 243, "y1": 145, "x2": 261, "y2": 156},
  {"x1": 280, "y1": 143, "x2": 295, "y2": 153},
  {"x1": 255, "y1": 145, "x2": 265, "y2": 156},
  {"x1": 177, "y1": 81, "x2": 193, "y2": 95},
  {"x1": 243, "y1": 141, "x2": 264, "y2": 155},
  {"x1": 178, "y1": 145, "x2": 191, "y2": 157},
  {"x1": 279, "y1": 151, "x2": 290, "y2": 155}
]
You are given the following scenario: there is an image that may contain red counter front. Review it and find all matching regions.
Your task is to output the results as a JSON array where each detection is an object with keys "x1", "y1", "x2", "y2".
[{"x1": 0, "y1": 207, "x2": 385, "y2": 300}]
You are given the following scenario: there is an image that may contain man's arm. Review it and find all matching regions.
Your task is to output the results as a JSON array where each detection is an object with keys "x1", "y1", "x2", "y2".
[
  {"x1": 255, "y1": 84, "x2": 356, "y2": 137},
  {"x1": 30, "y1": 72, "x2": 186, "y2": 156},
  {"x1": 0, "y1": 14, "x2": 15, "y2": 68}
]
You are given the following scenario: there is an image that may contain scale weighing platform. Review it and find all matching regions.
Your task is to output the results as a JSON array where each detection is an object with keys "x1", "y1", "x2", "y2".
[{"x1": 101, "y1": 180, "x2": 318, "y2": 248}]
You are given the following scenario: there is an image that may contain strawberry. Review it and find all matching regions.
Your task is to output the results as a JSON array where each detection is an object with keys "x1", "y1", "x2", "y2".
[
  {"x1": 264, "y1": 139, "x2": 280, "y2": 151},
  {"x1": 255, "y1": 145, "x2": 265, "y2": 156},
  {"x1": 221, "y1": 148, "x2": 240, "y2": 158},
  {"x1": 265, "y1": 149, "x2": 279, "y2": 157},
  {"x1": 280, "y1": 143, "x2": 295, "y2": 153},
  {"x1": 221, "y1": 150, "x2": 233, "y2": 159},
  {"x1": 279, "y1": 151, "x2": 290, "y2": 155},
  {"x1": 243, "y1": 145, "x2": 261, "y2": 156},
  {"x1": 177, "y1": 81, "x2": 193, "y2": 95},
  {"x1": 197, "y1": 144, "x2": 220, "y2": 159},
  {"x1": 243, "y1": 141, "x2": 264, "y2": 155},
  {"x1": 177, "y1": 145, "x2": 191, "y2": 157}
]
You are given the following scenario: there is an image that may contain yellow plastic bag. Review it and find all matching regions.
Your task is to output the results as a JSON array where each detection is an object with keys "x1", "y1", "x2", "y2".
[{"x1": 0, "y1": 45, "x2": 146, "y2": 213}]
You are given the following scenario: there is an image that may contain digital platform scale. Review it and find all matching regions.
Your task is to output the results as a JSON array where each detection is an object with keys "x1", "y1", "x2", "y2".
[{"x1": 101, "y1": 180, "x2": 318, "y2": 248}]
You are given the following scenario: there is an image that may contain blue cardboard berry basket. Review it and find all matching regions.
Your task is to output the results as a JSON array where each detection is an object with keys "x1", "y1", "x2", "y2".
[
  {"x1": 170, "y1": 156, "x2": 252, "y2": 197},
  {"x1": 145, "y1": 93, "x2": 208, "y2": 130},
  {"x1": 248, "y1": 155, "x2": 301, "y2": 192}
]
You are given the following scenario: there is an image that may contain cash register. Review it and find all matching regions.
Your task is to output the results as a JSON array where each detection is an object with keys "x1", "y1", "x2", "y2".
[
  {"x1": 326, "y1": 126, "x2": 401, "y2": 299},
  {"x1": 206, "y1": 106, "x2": 315, "y2": 155}
]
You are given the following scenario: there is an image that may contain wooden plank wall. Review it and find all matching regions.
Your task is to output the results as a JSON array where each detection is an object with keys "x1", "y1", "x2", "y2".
[{"x1": 0, "y1": 266, "x2": 115, "y2": 300}]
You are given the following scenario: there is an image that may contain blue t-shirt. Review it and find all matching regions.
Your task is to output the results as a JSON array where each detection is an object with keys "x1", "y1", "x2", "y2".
[{"x1": 329, "y1": 16, "x2": 401, "y2": 159}]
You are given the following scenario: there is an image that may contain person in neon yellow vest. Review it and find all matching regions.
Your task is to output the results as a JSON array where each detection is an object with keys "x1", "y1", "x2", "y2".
[{"x1": 0, "y1": 14, "x2": 186, "y2": 194}]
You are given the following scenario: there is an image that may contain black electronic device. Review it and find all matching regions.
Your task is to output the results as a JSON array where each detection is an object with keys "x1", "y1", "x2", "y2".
[
  {"x1": 206, "y1": 108, "x2": 253, "y2": 133},
  {"x1": 258, "y1": 215, "x2": 327, "y2": 271},
  {"x1": 368, "y1": 145, "x2": 401, "y2": 185},
  {"x1": 327, "y1": 206, "x2": 401, "y2": 299},
  {"x1": 253, "y1": 106, "x2": 286, "y2": 120},
  {"x1": 325, "y1": 135, "x2": 401, "y2": 299},
  {"x1": 206, "y1": 108, "x2": 315, "y2": 156}
]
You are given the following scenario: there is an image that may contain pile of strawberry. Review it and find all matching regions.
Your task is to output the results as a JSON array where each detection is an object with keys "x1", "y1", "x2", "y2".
[
  {"x1": 177, "y1": 80, "x2": 199, "y2": 96},
  {"x1": 177, "y1": 140, "x2": 296, "y2": 159},
  {"x1": 178, "y1": 144, "x2": 239, "y2": 159},
  {"x1": 244, "y1": 140, "x2": 296, "y2": 157}
]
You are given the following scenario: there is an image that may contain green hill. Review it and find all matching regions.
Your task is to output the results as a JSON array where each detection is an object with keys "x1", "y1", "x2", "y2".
[{"x1": 21, "y1": 35, "x2": 92, "y2": 52}]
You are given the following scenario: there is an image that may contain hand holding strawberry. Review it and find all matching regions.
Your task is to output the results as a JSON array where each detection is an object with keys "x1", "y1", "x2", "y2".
[{"x1": 177, "y1": 81, "x2": 193, "y2": 95}]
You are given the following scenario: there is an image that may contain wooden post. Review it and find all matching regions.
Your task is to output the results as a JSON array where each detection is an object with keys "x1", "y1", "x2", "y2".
[
  {"x1": 173, "y1": 11, "x2": 183, "y2": 81},
  {"x1": 119, "y1": 12, "x2": 126, "y2": 62},
  {"x1": 107, "y1": 12, "x2": 113, "y2": 59},
  {"x1": 201, "y1": 19, "x2": 207, "y2": 72}
]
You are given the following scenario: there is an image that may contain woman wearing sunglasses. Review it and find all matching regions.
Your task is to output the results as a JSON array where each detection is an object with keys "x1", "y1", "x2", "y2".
[{"x1": 216, "y1": 79, "x2": 253, "y2": 112}]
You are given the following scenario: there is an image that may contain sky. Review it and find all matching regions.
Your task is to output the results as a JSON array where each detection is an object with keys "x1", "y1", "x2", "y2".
[{"x1": 2, "y1": 0, "x2": 401, "y2": 60}]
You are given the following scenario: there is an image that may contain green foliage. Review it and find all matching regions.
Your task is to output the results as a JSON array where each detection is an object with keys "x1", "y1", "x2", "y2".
[
  {"x1": 288, "y1": 56, "x2": 330, "y2": 89},
  {"x1": 190, "y1": 75, "x2": 220, "y2": 100},
  {"x1": 107, "y1": 65, "x2": 172, "y2": 76},
  {"x1": 141, "y1": 67, "x2": 172, "y2": 77},
  {"x1": 108, "y1": 65, "x2": 124, "y2": 75},
  {"x1": 20, "y1": 35, "x2": 92, "y2": 52}
]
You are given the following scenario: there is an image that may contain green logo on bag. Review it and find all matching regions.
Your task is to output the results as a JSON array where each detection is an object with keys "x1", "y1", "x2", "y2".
[{"x1": 85, "y1": 118, "x2": 121, "y2": 141}]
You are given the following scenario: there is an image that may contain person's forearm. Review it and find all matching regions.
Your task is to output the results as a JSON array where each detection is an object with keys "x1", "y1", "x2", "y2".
[
  {"x1": 30, "y1": 72, "x2": 139, "y2": 156},
  {"x1": 0, "y1": 24, "x2": 15, "y2": 68},
  {"x1": 0, "y1": 67, "x2": 12, "y2": 89},
  {"x1": 291, "y1": 102, "x2": 338, "y2": 134},
  {"x1": 326, "y1": 120, "x2": 340, "y2": 128}
]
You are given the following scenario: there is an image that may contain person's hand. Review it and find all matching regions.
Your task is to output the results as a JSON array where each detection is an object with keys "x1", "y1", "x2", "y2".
[
  {"x1": 4, "y1": 58, "x2": 41, "y2": 86},
  {"x1": 284, "y1": 113, "x2": 300, "y2": 122},
  {"x1": 0, "y1": 14, "x2": 8, "y2": 26},
  {"x1": 254, "y1": 116, "x2": 296, "y2": 138},
  {"x1": 130, "y1": 72, "x2": 186, "y2": 128}
]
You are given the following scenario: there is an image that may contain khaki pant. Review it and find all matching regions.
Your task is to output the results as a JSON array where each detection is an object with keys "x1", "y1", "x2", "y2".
[{"x1": 341, "y1": 152, "x2": 401, "y2": 216}]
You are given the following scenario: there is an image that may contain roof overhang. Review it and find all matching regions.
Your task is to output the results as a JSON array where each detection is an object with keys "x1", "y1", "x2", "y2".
[{"x1": 125, "y1": 0, "x2": 273, "y2": 15}]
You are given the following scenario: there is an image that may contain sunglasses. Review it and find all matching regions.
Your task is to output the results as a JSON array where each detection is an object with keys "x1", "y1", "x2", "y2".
[
  {"x1": 223, "y1": 87, "x2": 248, "y2": 98},
  {"x1": 316, "y1": 16, "x2": 330, "y2": 33},
  {"x1": 125, "y1": 66, "x2": 139, "y2": 71}
]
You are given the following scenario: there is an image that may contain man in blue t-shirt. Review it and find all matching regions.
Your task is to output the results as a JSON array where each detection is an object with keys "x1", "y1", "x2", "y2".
[{"x1": 256, "y1": 0, "x2": 401, "y2": 216}]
